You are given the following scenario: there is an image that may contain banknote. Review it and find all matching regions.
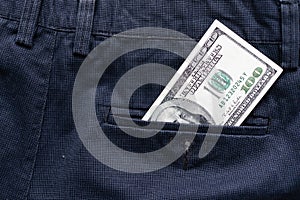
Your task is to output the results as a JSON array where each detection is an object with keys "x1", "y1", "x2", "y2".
[{"x1": 142, "y1": 20, "x2": 283, "y2": 126}]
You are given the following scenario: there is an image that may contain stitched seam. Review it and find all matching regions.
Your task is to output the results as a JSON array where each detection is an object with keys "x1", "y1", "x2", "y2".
[
  {"x1": 20, "y1": 0, "x2": 34, "y2": 43},
  {"x1": 0, "y1": 14, "x2": 283, "y2": 42},
  {"x1": 78, "y1": 0, "x2": 89, "y2": 50},
  {"x1": 291, "y1": 3, "x2": 299, "y2": 67},
  {"x1": 102, "y1": 122, "x2": 269, "y2": 137},
  {"x1": 23, "y1": 31, "x2": 58, "y2": 199},
  {"x1": 74, "y1": 0, "x2": 87, "y2": 51}
]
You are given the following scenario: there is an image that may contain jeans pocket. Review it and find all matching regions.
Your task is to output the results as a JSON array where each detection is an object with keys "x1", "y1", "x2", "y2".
[{"x1": 98, "y1": 106, "x2": 270, "y2": 171}]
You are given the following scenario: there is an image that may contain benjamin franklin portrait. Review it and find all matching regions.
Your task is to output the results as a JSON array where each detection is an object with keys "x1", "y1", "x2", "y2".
[{"x1": 150, "y1": 98, "x2": 215, "y2": 125}]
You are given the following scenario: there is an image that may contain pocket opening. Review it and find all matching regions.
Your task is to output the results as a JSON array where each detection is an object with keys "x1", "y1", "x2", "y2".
[{"x1": 103, "y1": 106, "x2": 270, "y2": 137}]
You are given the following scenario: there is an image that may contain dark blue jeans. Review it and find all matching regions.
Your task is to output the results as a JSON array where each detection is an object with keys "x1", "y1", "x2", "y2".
[{"x1": 0, "y1": 0, "x2": 299, "y2": 199}]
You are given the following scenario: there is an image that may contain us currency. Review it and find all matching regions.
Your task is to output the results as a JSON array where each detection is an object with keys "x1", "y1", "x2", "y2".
[{"x1": 142, "y1": 20, "x2": 283, "y2": 126}]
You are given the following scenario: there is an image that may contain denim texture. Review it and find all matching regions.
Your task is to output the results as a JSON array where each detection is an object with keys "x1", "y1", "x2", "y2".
[{"x1": 0, "y1": 0, "x2": 299, "y2": 199}]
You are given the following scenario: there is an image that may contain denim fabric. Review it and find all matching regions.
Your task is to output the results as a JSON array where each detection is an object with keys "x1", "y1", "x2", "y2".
[{"x1": 0, "y1": 0, "x2": 299, "y2": 199}]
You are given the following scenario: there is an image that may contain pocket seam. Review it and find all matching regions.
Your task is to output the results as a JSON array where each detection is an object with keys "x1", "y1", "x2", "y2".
[
  {"x1": 101, "y1": 121, "x2": 269, "y2": 138},
  {"x1": 103, "y1": 110, "x2": 270, "y2": 137}
]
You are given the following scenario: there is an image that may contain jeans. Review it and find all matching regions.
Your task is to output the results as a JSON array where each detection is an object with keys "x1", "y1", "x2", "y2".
[{"x1": 0, "y1": 0, "x2": 299, "y2": 199}]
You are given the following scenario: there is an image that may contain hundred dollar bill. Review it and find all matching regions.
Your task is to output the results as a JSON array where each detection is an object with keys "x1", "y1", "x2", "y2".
[{"x1": 142, "y1": 20, "x2": 283, "y2": 126}]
